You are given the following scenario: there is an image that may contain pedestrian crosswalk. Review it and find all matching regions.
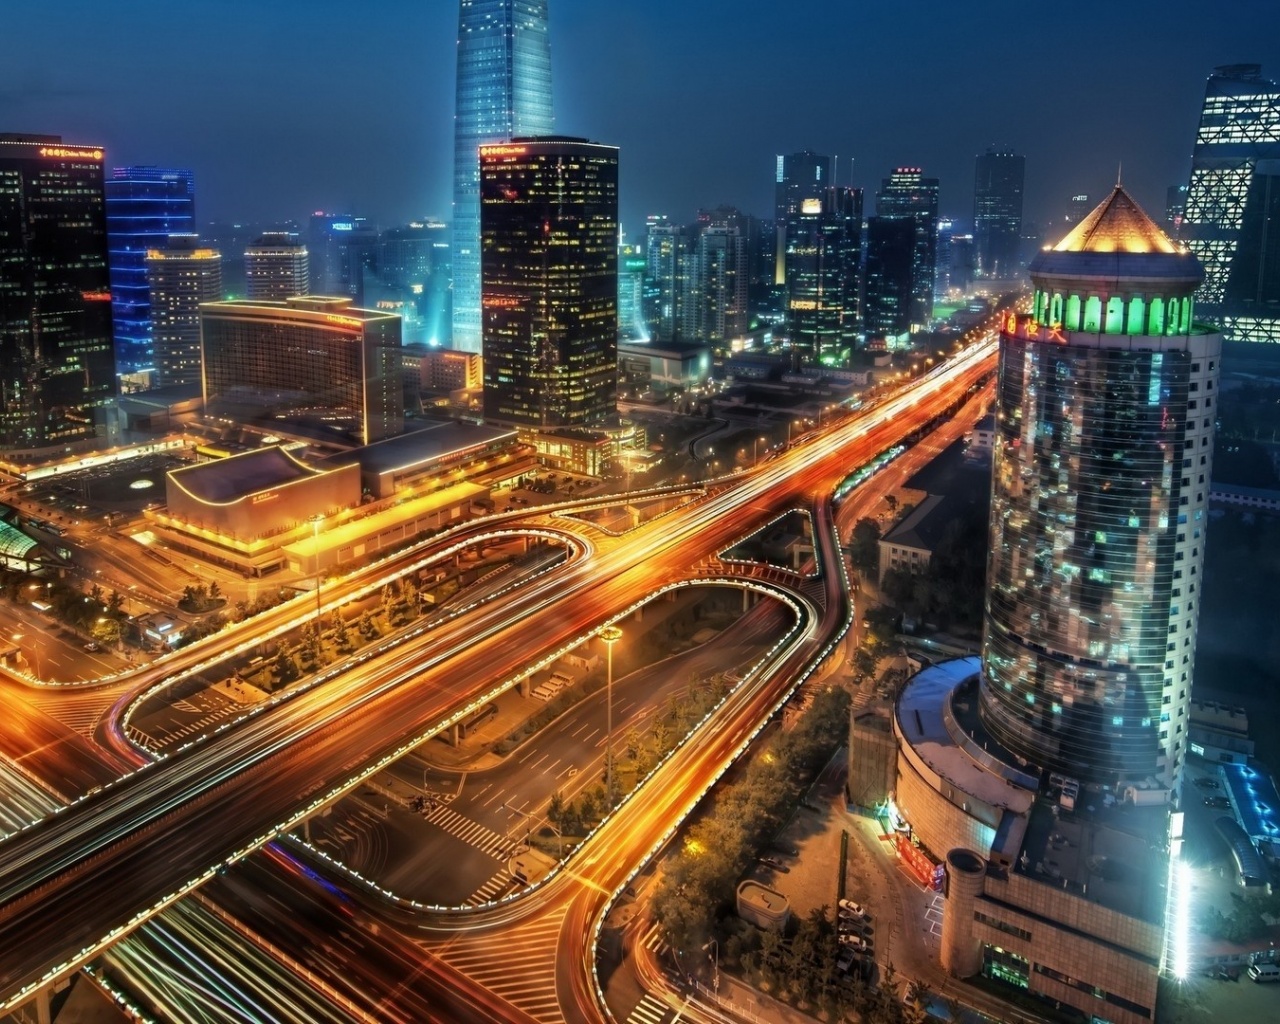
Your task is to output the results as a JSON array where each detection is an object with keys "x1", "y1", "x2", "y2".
[
  {"x1": 428, "y1": 906, "x2": 566, "y2": 1022},
  {"x1": 466, "y1": 868, "x2": 515, "y2": 906},
  {"x1": 423, "y1": 802, "x2": 518, "y2": 861},
  {"x1": 626, "y1": 994, "x2": 671, "y2": 1024},
  {"x1": 640, "y1": 921, "x2": 669, "y2": 958},
  {"x1": 21, "y1": 688, "x2": 120, "y2": 741}
]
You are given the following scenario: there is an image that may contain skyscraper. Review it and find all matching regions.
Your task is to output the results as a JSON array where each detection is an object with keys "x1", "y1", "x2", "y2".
[
  {"x1": 0, "y1": 135, "x2": 116, "y2": 451},
  {"x1": 244, "y1": 232, "x2": 309, "y2": 301},
  {"x1": 480, "y1": 137, "x2": 618, "y2": 428},
  {"x1": 875, "y1": 167, "x2": 940, "y2": 328},
  {"x1": 972, "y1": 147, "x2": 1025, "y2": 280},
  {"x1": 643, "y1": 218, "x2": 693, "y2": 344},
  {"x1": 784, "y1": 187, "x2": 862, "y2": 364},
  {"x1": 1181, "y1": 63, "x2": 1280, "y2": 345},
  {"x1": 307, "y1": 214, "x2": 378, "y2": 302},
  {"x1": 104, "y1": 166, "x2": 195, "y2": 375},
  {"x1": 452, "y1": 0, "x2": 554, "y2": 354},
  {"x1": 689, "y1": 207, "x2": 751, "y2": 347},
  {"x1": 147, "y1": 235, "x2": 223, "y2": 388},
  {"x1": 862, "y1": 217, "x2": 915, "y2": 344},
  {"x1": 774, "y1": 151, "x2": 831, "y2": 287},
  {"x1": 981, "y1": 187, "x2": 1219, "y2": 790}
]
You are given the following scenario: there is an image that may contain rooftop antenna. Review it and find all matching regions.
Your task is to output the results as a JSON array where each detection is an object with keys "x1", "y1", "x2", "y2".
[{"x1": 1116, "y1": 162, "x2": 1123, "y2": 188}]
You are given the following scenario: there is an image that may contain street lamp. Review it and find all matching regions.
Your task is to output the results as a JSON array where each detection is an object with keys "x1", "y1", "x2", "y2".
[
  {"x1": 702, "y1": 938, "x2": 719, "y2": 992},
  {"x1": 599, "y1": 624, "x2": 623, "y2": 806},
  {"x1": 309, "y1": 514, "x2": 324, "y2": 637}
]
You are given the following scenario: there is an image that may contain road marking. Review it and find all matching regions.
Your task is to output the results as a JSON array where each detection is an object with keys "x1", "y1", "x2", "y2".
[
  {"x1": 545, "y1": 759, "x2": 560, "y2": 774},
  {"x1": 466, "y1": 868, "x2": 514, "y2": 906},
  {"x1": 627, "y1": 994, "x2": 670, "y2": 1024},
  {"x1": 424, "y1": 804, "x2": 517, "y2": 860},
  {"x1": 580, "y1": 728, "x2": 599, "y2": 744},
  {"x1": 527, "y1": 754, "x2": 548, "y2": 771}
]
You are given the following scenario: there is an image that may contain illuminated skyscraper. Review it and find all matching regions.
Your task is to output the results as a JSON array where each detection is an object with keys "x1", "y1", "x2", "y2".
[
  {"x1": 147, "y1": 234, "x2": 222, "y2": 387},
  {"x1": 774, "y1": 151, "x2": 830, "y2": 287},
  {"x1": 308, "y1": 214, "x2": 378, "y2": 303},
  {"x1": 452, "y1": 0, "x2": 554, "y2": 354},
  {"x1": 244, "y1": 232, "x2": 309, "y2": 301},
  {"x1": 1181, "y1": 64, "x2": 1280, "y2": 345},
  {"x1": 105, "y1": 166, "x2": 195, "y2": 374},
  {"x1": 480, "y1": 137, "x2": 617, "y2": 428},
  {"x1": 981, "y1": 187, "x2": 1219, "y2": 790},
  {"x1": 0, "y1": 135, "x2": 116, "y2": 450},
  {"x1": 875, "y1": 167, "x2": 939, "y2": 328},
  {"x1": 784, "y1": 187, "x2": 862, "y2": 364},
  {"x1": 643, "y1": 218, "x2": 693, "y2": 344},
  {"x1": 973, "y1": 147, "x2": 1025, "y2": 279}
]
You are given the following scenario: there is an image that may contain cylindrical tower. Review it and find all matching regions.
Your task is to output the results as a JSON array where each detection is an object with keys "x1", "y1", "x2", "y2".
[
  {"x1": 980, "y1": 186, "x2": 1221, "y2": 791},
  {"x1": 940, "y1": 848, "x2": 986, "y2": 978}
]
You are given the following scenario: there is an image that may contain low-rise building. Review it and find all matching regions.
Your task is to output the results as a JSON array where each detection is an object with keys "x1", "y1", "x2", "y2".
[{"x1": 877, "y1": 493, "x2": 949, "y2": 583}]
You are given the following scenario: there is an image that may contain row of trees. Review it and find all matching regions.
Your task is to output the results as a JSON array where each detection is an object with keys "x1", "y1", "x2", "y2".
[{"x1": 649, "y1": 684, "x2": 850, "y2": 954}]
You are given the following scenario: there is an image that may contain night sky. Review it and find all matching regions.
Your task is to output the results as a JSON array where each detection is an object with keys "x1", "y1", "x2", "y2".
[{"x1": 3, "y1": 0, "x2": 1278, "y2": 238}]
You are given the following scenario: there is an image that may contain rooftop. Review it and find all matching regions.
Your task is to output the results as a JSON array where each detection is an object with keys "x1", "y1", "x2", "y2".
[
  {"x1": 1053, "y1": 185, "x2": 1179, "y2": 255},
  {"x1": 880, "y1": 493, "x2": 951, "y2": 552},
  {"x1": 320, "y1": 422, "x2": 518, "y2": 477},
  {"x1": 167, "y1": 446, "x2": 325, "y2": 504}
]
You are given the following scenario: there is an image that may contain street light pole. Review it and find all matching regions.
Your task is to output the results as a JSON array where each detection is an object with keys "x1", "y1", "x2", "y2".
[
  {"x1": 309, "y1": 514, "x2": 324, "y2": 635},
  {"x1": 599, "y1": 625, "x2": 623, "y2": 806}
]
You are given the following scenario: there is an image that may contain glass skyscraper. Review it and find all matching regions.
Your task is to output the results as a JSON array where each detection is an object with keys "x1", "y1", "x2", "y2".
[
  {"x1": 981, "y1": 187, "x2": 1220, "y2": 790},
  {"x1": 1181, "y1": 63, "x2": 1280, "y2": 345},
  {"x1": 0, "y1": 135, "x2": 116, "y2": 451},
  {"x1": 147, "y1": 235, "x2": 222, "y2": 388},
  {"x1": 774, "y1": 151, "x2": 830, "y2": 287},
  {"x1": 104, "y1": 166, "x2": 195, "y2": 375},
  {"x1": 452, "y1": 0, "x2": 554, "y2": 354},
  {"x1": 972, "y1": 147, "x2": 1025, "y2": 280},
  {"x1": 875, "y1": 167, "x2": 939, "y2": 329},
  {"x1": 480, "y1": 137, "x2": 617, "y2": 428},
  {"x1": 784, "y1": 187, "x2": 862, "y2": 364}
]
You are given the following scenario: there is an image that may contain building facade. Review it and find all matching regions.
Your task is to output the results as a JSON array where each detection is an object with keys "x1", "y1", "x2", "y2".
[
  {"x1": 774, "y1": 151, "x2": 831, "y2": 287},
  {"x1": 452, "y1": 0, "x2": 554, "y2": 354},
  {"x1": 973, "y1": 148, "x2": 1025, "y2": 280},
  {"x1": 244, "y1": 232, "x2": 309, "y2": 301},
  {"x1": 875, "y1": 167, "x2": 940, "y2": 329},
  {"x1": 199, "y1": 296, "x2": 403, "y2": 445},
  {"x1": 146, "y1": 235, "x2": 223, "y2": 387},
  {"x1": 863, "y1": 216, "x2": 916, "y2": 344},
  {"x1": 982, "y1": 187, "x2": 1220, "y2": 790},
  {"x1": 784, "y1": 186, "x2": 862, "y2": 365},
  {"x1": 0, "y1": 135, "x2": 116, "y2": 453},
  {"x1": 104, "y1": 166, "x2": 196, "y2": 375},
  {"x1": 1180, "y1": 64, "x2": 1280, "y2": 345},
  {"x1": 643, "y1": 218, "x2": 693, "y2": 344},
  {"x1": 480, "y1": 137, "x2": 618, "y2": 428}
]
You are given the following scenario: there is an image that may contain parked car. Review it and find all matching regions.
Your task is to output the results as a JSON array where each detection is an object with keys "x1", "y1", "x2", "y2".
[
  {"x1": 838, "y1": 899, "x2": 866, "y2": 916},
  {"x1": 1204, "y1": 795, "x2": 1232, "y2": 809}
]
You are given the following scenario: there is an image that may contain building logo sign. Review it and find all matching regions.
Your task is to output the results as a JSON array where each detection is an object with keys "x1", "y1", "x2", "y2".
[
  {"x1": 480, "y1": 144, "x2": 529, "y2": 159},
  {"x1": 251, "y1": 491, "x2": 278, "y2": 504},
  {"x1": 39, "y1": 146, "x2": 103, "y2": 161},
  {"x1": 324, "y1": 314, "x2": 363, "y2": 328},
  {"x1": 483, "y1": 296, "x2": 522, "y2": 309}
]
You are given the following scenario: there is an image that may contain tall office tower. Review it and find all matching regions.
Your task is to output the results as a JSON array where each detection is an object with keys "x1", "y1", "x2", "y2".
[
  {"x1": 1063, "y1": 193, "x2": 1091, "y2": 229},
  {"x1": 378, "y1": 221, "x2": 445, "y2": 290},
  {"x1": 643, "y1": 217, "x2": 693, "y2": 343},
  {"x1": 1165, "y1": 184, "x2": 1188, "y2": 229},
  {"x1": 0, "y1": 135, "x2": 116, "y2": 451},
  {"x1": 862, "y1": 216, "x2": 915, "y2": 344},
  {"x1": 1181, "y1": 64, "x2": 1280, "y2": 344},
  {"x1": 452, "y1": 0, "x2": 554, "y2": 354},
  {"x1": 774, "y1": 151, "x2": 831, "y2": 286},
  {"x1": 480, "y1": 137, "x2": 618, "y2": 428},
  {"x1": 875, "y1": 167, "x2": 940, "y2": 328},
  {"x1": 146, "y1": 235, "x2": 222, "y2": 388},
  {"x1": 784, "y1": 187, "x2": 863, "y2": 364},
  {"x1": 948, "y1": 232, "x2": 976, "y2": 293},
  {"x1": 104, "y1": 166, "x2": 195, "y2": 374},
  {"x1": 200, "y1": 296, "x2": 403, "y2": 445},
  {"x1": 973, "y1": 147, "x2": 1025, "y2": 280},
  {"x1": 981, "y1": 187, "x2": 1219, "y2": 790},
  {"x1": 618, "y1": 240, "x2": 647, "y2": 341},
  {"x1": 244, "y1": 232, "x2": 309, "y2": 300},
  {"x1": 308, "y1": 214, "x2": 378, "y2": 302},
  {"x1": 934, "y1": 218, "x2": 954, "y2": 297},
  {"x1": 688, "y1": 206, "x2": 751, "y2": 347}
]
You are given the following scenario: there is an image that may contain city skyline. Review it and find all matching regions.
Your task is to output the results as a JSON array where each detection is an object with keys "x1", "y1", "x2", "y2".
[{"x1": 3, "y1": 1, "x2": 1276, "y2": 234}]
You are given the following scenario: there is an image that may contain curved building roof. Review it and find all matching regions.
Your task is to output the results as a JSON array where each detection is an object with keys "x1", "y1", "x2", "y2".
[
  {"x1": 167, "y1": 446, "x2": 323, "y2": 505},
  {"x1": 0, "y1": 521, "x2": 38, "y2": 563}
]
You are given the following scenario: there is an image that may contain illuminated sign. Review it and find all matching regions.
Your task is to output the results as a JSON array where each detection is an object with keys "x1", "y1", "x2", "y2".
[
  {"x1": 39, "y1": 146, "x2": 103, "y2": 161},
  {"x1": 480, "y1": 144, "x2": 529, "y2": 158},
  {"x1": 251, "y1": 491, "x2": 278, "y2": 504},
  {"x1": 324, "y1": 314, "x2": 363, "y2": 328},
  {"x1": 81, "y1": 291, "x2": 112, "y2": 302},
  {"x1": 789, "y1": 299, "x2": 818, "y2": 310},
  {"x1": 801, "y1": 198, "x2": 822, "y2": 215},
  {"x1": 331, "y1": 222, "x2": 354, "y2": 231},
  {"x1": 483, "y1": 296, "x2": 522, "y2": 308}
]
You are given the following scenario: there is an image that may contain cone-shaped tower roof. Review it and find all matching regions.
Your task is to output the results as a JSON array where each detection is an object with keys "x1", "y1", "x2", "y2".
[{"x1": 1053, "y1": 185, "x2": 1179, "y2": 254}]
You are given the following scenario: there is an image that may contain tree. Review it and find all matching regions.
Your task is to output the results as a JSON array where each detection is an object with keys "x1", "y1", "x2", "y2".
[
  {"x1": 90, "y1": 617, "x2": 121, "y2": 647},
  {"x1": 208, "y1": 580, "x2": 221, "y2": 602},
  {"x1": 849, "y1": 519, "x2": 882, "y2": 576},
  {"x1": 885, "y1": 494, "x2": 899, "y2": 515},
  {"x1": 272, "y1": 650, "x2": 299, "y2": 685},
  {"x1": 547, "y1": 790, "x2": 565, "y2": 833}
]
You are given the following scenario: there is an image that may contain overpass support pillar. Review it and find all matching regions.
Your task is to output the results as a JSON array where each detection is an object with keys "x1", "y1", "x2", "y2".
[
  {"x1": 633, "y1": 605, "x2": 643, "y2": 623},
  {"x1": 452, "y1": 722, "x2": 461, "y2": 746},
  {"x1": 35, "y1": 987, "x2": 52, "y2": 1024},
  {"x1": 517, "y1": 676, "x2": 531, "y2": 697},
  {"x1": 743, "y1": 589, "x2": 751, "y2": 613}
]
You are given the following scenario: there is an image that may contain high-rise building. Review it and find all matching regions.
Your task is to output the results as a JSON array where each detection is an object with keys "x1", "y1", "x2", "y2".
[
  {"x1": 147, "y1": 234, "x2": 222, "y2": 388},
  {"x1": 618, "y1": 240, "x2": 647, "y2": 342},
  {"x1": 982, "y1": 187, "x2": 1219, "y2": 790},
  {"x1": 200, "y1": 296, "x2": 403, "y2": 445},
  {"x1": 105, "y1": 166, "x2": 195, "y2": 374},
  {"x1": 1181, "y1": 64, "x2": 1280, "y2": 345},
  {"x1": 862, "y1": 216, "x2": 915, "y2": 344},
  {"x1": 0, "y1": 135, "x2": 116, "y2": 451},
  {"x1": 875, "y1": 167, "x2": 940, "y2": 328},
  {"x1": 774, "y1": 151, "x2": 831, "y2": 287},
  {"x1": 643, "y1": 218, "x2": 693, "y2": 344},
  {"x1": 784, "y1": 187, "x2": 862, "y2": 364},
  {"x1": 1063, "y1": 193, "x2": 1091, "y2": 230},
  {"x1": 690, "y1": 206, "x2": 751, "y2": 347},
  {"x1": 1165, "y1": 183, "x2": 1188, "y2": 229},
  {"x1": 480, "y1": 137, "x2": 618, "y2": 428},
  {"x1": 244, "y1": 232, "x2": 309, "y2": 301},
  {"x1": 452, "y1": 0, "x2": 554, "y2": 354},
  {"x1": 307, "y1": 214, "x2": 378, "y2": 302},
  {"x1": 973, "y1": 147, "x2": 1025, "y2": 280}
]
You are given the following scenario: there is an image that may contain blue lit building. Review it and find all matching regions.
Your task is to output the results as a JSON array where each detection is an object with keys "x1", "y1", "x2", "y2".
[
  {"x1": 452, "y1": 0, "x2": 554, "y2": 354},
  {"x1": 104, "y1": 167, "x2": 195, "y2": 376}
]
